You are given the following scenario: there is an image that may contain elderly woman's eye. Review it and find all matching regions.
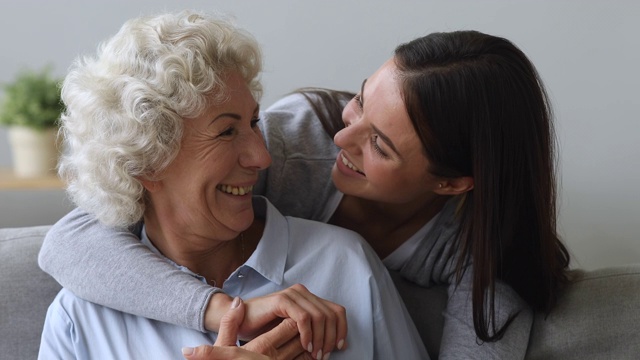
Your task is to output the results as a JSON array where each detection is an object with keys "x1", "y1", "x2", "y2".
[
  {"x1": 219, "y1": 127, "x2": 235, "y2": 137},
  {"x1": 251, "y1": 117, "x2": 261, "y2": 128}
]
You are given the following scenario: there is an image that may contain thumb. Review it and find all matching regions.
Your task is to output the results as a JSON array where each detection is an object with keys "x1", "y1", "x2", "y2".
[
  {"x1": 214, "y1": 296, "x2": 245, "y2": 346},
  {"x1": 182, "y1": 344, "x2": 215, "y2": 359}
]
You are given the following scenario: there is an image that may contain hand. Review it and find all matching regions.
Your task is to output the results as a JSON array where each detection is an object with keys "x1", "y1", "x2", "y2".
[
  {"x1": 183, "y1": 297, "x2": 312, "y2": 360},
  {"x1": 205, "y1": 284, "x2": 347, "y2": 360}
]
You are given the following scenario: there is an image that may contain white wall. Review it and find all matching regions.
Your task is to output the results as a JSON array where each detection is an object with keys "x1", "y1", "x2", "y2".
[{"x1": 1, "y1": 0, "x2": 638, "y2": 270}]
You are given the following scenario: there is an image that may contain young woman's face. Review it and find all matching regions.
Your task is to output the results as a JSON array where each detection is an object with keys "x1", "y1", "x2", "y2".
[
  {"x1": 151, "y1": 72, "x2": 271, "y2": 241},
  {"x1": 332, "y1": 58, "x2": 440, "y2": 204}
]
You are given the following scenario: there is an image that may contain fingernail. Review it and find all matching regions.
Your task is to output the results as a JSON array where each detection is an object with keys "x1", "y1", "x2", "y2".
[
  {"x1": 307, "y1": 342, "x2": 313, "y2": 353},
  {"x1": 181, "y1": 347, "x2": 194, "y2": 356},
  {"x1": 316, "y1": 349, "x2": 323, "y2": 360},
  {"x1": 323, "y1": 352, "x2": 331, "y2": 360},
  {"x1": 337, "y1": 339, "x2": 344, "y2": 350},
  {"x1": 231, "y1": 296, "x2": 241, "y2": 309}
]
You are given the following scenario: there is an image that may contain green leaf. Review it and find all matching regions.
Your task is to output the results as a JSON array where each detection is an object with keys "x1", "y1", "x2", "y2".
[{"x1": 0, "y1": 66, "x2": 64, "y2": 130}]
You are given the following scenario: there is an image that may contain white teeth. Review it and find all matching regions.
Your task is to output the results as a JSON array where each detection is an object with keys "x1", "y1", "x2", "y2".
[
  {"x1": 218, "y1": 184, "x2": 253, "y2": 195},
  {"x1": 341, "y1": 154, "x2": 363, "y2": 174}
]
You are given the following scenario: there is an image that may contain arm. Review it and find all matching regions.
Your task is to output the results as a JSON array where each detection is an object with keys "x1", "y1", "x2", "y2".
[
  {"x1": 39, "y1": 207, "x2": 217, "y2": 331},
  {"x1": 39, "y1": 208, "x2": 348, "y2": 356}
]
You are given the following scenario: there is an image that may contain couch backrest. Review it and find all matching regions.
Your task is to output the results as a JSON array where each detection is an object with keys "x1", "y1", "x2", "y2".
[
  {"x1": 527, "y1": 264, "x2": 640, "y2": 359},
  {"x1": 392, "y1": 264, "x2": 640, "y2": 360},
  {"x1": 2, "y1": 225, "x2": 640, "y2": 359},
  {"x1": 0, "y1": 225, "x2": 60, "y2": 360}
]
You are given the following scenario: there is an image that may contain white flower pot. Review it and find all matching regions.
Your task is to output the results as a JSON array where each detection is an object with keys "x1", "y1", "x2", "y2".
[{"x1": 7, "y1": 126, "x2": 59, "y2": 178}]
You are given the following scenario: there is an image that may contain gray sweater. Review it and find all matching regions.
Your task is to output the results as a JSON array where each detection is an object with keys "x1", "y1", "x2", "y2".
[{"x1": 40, "y1": 93, "x2": 532, "y2": 359}]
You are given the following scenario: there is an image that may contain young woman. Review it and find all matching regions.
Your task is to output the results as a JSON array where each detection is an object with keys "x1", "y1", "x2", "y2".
[{"x1": 40, "y1": 30, "x2": 570, "y2": 358}]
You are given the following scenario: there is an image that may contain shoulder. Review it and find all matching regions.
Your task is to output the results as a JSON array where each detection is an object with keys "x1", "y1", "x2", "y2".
[
  {"x1": 45, "y1": 289, "x2": 77, "y2": 325},
  {"x1": 262, "y1": 93, "x2": 332, "y2": 149},
  {"x1": 43, "y1": 288, "x2": 103, "y2": 338},
  {"x1": 255, "y1": 94, "x2": 339, "y2": 220},
  {"x1": 286, "y1": 215, "x2": 381, "y2": 265},
  {"x1": 47, "y1": 288, "x2": 109, "y2": 320},
  {"x1": 266, "y1": 92, "x2": 312, "y2": 114}
]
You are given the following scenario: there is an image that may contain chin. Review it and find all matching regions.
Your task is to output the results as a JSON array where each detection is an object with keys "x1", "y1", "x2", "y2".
[
  {"x1": 331, "y1": 167, "x2": 360, "y2": 196},
  {"x1": 236, "y1": 209, "x2": 255, "y2": 230}
]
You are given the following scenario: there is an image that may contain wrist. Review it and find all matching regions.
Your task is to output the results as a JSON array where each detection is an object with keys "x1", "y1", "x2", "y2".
[{"x1": 204, "y1": 291, "x2": 233, "y2": 332}]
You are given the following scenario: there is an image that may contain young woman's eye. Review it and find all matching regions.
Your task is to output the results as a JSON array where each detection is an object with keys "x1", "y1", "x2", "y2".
[
  {"x1": 250, "y1": 117, "x2": 261, "y2": 128},
  {"x1": 353, "y1": 94, "x2": 363, "y2": 110},
  {"x1": 371, "y1": 135, "x2": 388, "y2": 158}
]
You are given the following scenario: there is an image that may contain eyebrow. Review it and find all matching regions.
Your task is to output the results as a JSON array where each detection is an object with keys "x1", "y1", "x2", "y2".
[
  {"x1": 212, "y1": 104, "x2": 260, "y2": 123},
  {"x1": 359, "y1": 79, "x2": 400, "y2": 156},
  {"x1": 371, "y1": 124, "x2": 400, "y2": 155},
  {"x1": 360, "y1": 79, "x2": 367, "y2": 104}
]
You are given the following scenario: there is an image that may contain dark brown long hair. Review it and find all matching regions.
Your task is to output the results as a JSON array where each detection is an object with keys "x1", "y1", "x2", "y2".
[
  {"x1": 294, "y1": 30, "x2": 570, "y2": 343},
  {"x1": 394, "y1": 30, "x2": 570, "y2": 341}
]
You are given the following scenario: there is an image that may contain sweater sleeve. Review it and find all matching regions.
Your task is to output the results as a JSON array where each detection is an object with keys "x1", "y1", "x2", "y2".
[
  {"x1": 38, "y1": 208, "x2": 219, "y2": 332},
  {"x1": 257, "y1": 93, "x2": 341, "y2": 222}
]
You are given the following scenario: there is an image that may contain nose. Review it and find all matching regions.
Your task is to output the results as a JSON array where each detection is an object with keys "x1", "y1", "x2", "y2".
[
  {"x1": 240, "y1": 130, "x2": 272, "y2": 170},
  {"x1": 334, "y1": 102, "x2": 362, "y2": 151}
]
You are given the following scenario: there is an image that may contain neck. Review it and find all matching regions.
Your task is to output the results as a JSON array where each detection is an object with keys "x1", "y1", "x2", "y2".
[
  {"x1": 143, "y1": 207, "x2": 263, "y2": 287},
  {"x1": 330, "y1": 194, "x2": 449, "y2": 258}
]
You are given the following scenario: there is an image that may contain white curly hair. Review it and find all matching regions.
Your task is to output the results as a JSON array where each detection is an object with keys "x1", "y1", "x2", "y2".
[{"x1": 58, "y1": 10, "x2": 263, "y2": 227}]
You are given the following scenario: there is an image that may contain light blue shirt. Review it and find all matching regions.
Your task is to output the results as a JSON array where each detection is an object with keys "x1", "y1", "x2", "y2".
[{"x1": 39, "y1": 196, "x2": 428, "y2": 359}]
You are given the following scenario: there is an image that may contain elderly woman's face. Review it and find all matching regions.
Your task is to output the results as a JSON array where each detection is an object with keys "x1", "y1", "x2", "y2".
[{"x1": 149, "y1": 72, "x2": 271, "y2": 241}]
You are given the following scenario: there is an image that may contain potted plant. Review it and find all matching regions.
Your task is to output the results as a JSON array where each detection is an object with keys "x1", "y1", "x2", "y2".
[{"x1": 0, "y1": 66, "x2": 64, "y2": 178}]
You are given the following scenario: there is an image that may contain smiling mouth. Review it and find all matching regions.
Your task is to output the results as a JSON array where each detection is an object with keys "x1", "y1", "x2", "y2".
[
  {"x1": 341, "y1": 154, "x2": 365, "y2": 175},
  {"x1": 217, "y1": 185, "x2": 253, "y2": 196}
]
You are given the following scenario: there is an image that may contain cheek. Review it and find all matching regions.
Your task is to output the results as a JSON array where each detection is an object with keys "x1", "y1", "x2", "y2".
[
  {"x1": 363, "y1": 154, "x2": 397, "y2": 186},
  {"x1": 366, "y1": 154, "x2": 430, "y2": 190}
]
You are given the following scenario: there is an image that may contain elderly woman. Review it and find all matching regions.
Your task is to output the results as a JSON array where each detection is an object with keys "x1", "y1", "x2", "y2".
[{"x1": 37, "y1": 11, "x2": 427, "y2": 360}]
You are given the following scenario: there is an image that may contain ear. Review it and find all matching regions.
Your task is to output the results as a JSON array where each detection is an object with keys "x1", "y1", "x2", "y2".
[
  {"x1": 138, "y1": 177, "x2": 163, "y2": 193},
  {"x1": 434, "y1": 176, "x2": 474, "y2": 196}
]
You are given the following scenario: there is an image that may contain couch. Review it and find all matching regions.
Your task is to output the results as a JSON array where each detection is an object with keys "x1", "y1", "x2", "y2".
[{"x1": 2, "y1": 225, "x2": 639, "y2": 359}]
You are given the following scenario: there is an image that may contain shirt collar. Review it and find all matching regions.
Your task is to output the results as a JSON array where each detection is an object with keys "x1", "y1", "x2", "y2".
[{"x1": 244, "y1": 196, "x2": 287, "y2": 285}]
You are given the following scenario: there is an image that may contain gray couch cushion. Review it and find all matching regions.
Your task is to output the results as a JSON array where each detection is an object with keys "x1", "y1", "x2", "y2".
[
  {"x1": 0, "y1": 225, "x2": 60, "y2": 360},
  {"x1": 393, "y1": 265, "x2": 640, "y2": 360},
  {"x1": 527, "y1": 265, "x2": 640, "y2": 359}
]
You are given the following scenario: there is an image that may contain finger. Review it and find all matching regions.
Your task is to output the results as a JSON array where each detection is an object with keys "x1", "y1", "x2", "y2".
[
  {"x1": 242, "y1": 285, "x2": 349, "y2": 358},
  {"x1": 329, "y1": 302, "x2": 348, "y2": 351},
  {"x1": 315, "y1": 302, "x2": 340, "y2": 359},
  {"x1": 214, "y1": 297, "x2": 245, "y2": 346},
  {"x1": 183, "y1": 344, "x2": 266, "y2": 360},
  {"x1": 293, "y1": 352, "x2": 315, "y2": 360},
  {"x1": 285, "y1": 284, "x2": 339, "y2": 359},
  {"x1": 272, "y1": 334, "x2": 309, "y2": 360},
  {"x1": 182, "y1": 344, "x2": 215, "y2": 359},
  {"x1": 244, "y1": 318, "x2": 299, "y2": 353}
]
